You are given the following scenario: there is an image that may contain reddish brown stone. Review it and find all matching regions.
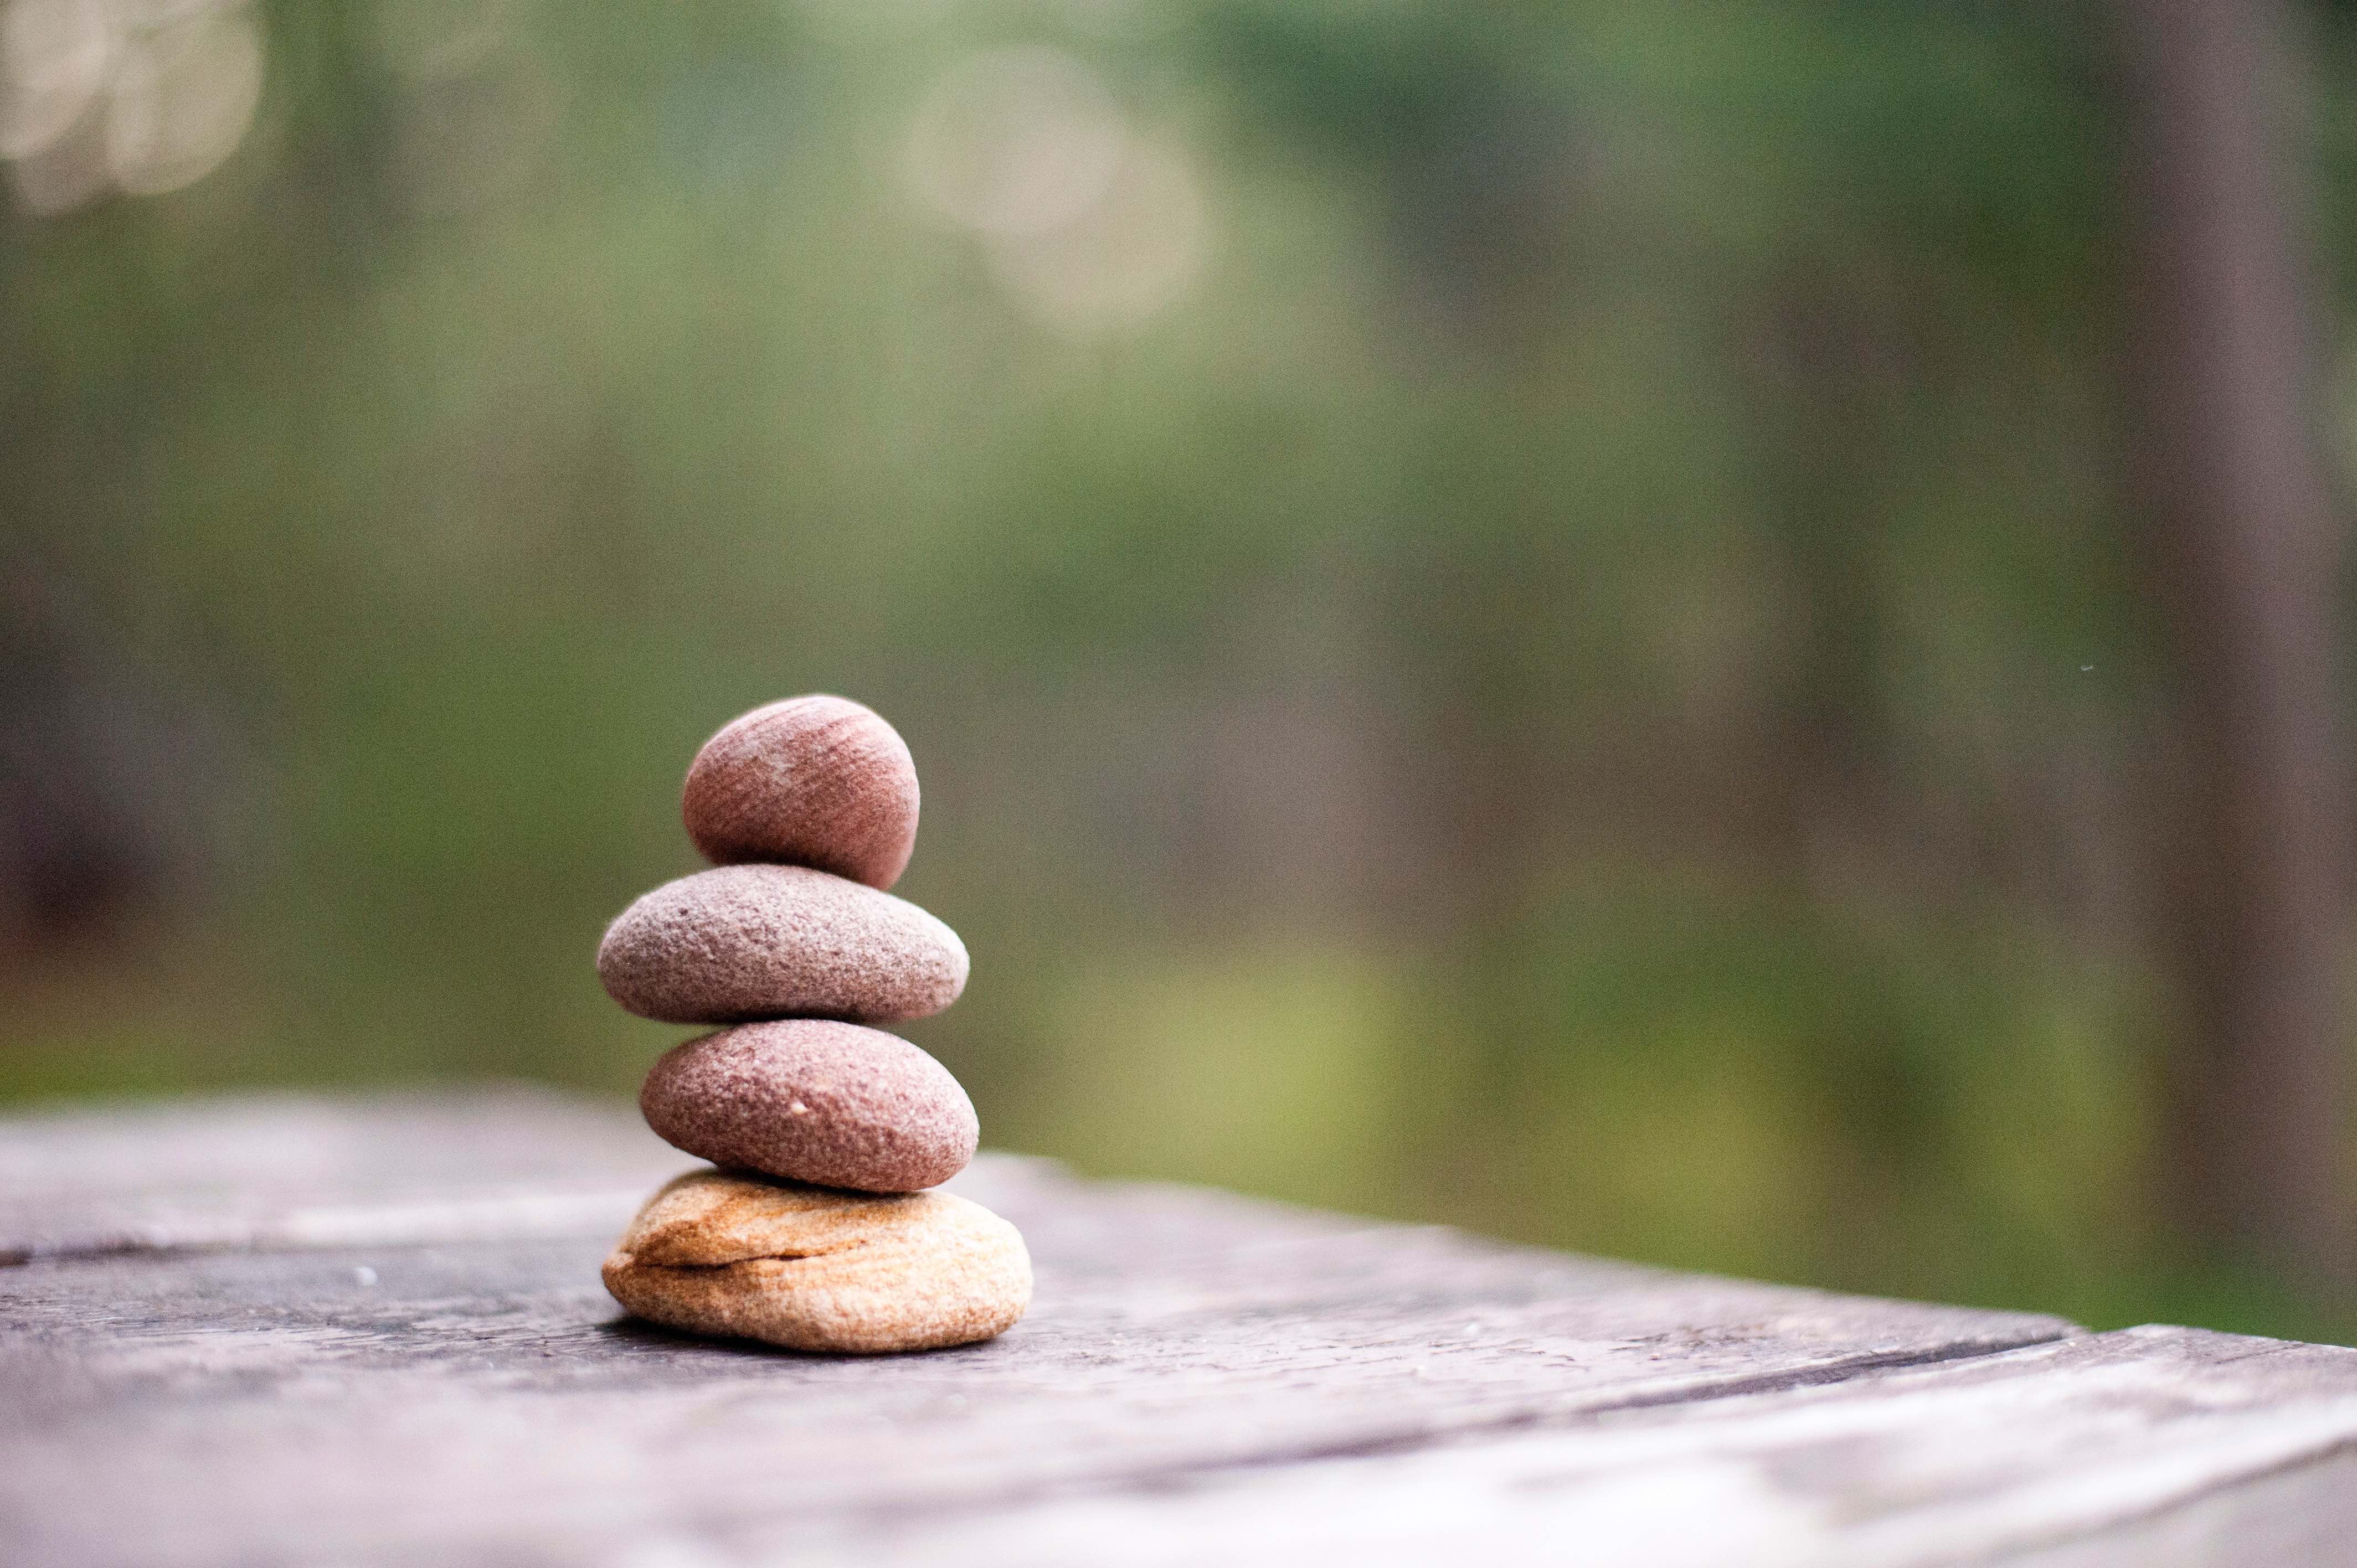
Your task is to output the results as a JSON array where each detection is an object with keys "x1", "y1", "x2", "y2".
[
  {"x1": 639, "y1": 1020, "x2": 978, "y2": 1192},
  {"x1": 682, "y1": 695, "x2": 920, "y2": 890}
]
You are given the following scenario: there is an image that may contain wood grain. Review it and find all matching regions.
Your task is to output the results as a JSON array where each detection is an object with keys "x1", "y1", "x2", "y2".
[
  {"x1": 3, "y1": 1092, "x2": 2353, "y2": 1566},
  {"x1": 0, "y1": 1088, "x2": 682, "y2": 1262}
]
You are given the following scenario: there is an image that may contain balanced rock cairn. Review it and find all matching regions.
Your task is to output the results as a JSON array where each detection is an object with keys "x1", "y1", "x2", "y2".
[{"x1": 596, "y1": 696, "x2": 1031, "y2": 1354}]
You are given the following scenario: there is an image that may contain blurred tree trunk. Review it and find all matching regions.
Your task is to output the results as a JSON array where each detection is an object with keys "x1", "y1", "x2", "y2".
[{"x1": 2117, "y1": 0, "x2": 2349, "y2": 1278}]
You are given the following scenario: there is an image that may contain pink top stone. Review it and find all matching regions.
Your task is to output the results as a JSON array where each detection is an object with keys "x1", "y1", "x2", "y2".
[{"x1": 682, "y1": 695, "x2": 921, "y2": 890}]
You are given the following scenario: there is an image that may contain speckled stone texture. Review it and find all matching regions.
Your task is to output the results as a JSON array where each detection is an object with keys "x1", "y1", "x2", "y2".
[
  {"x1": 596, "y1": 864, "x2": 969, "y2": 1024},
  {"x1": 682, "y1": 695, "x2": 920, "y2": 890},
  {"x1": 640, "y1": 1021, "x2": 977, "y2": 1192},
  {"x1": 601, "y1": 1168, "x2": 1032, "y2": 1353}
]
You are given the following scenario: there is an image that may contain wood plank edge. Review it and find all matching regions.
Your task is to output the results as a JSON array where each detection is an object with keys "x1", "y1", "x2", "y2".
[{"x1": 0, "y1": 1188, "x2": 652, "y2": 1265}]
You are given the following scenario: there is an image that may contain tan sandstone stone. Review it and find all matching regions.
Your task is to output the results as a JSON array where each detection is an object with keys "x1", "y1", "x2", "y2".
[{"x1": 601, "y1": 1169, "x2": 1031, "y2": 1353}]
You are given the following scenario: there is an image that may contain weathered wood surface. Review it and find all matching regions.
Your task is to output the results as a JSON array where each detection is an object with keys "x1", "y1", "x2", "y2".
[{"x1": 3, "y1": 1093, "x2": 2355, "y2": 1566}]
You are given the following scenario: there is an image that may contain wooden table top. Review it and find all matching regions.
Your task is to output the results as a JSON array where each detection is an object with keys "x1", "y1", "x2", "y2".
[{"x1": 4, "y1": 1091, "x2": 2355, "y2": 1566}]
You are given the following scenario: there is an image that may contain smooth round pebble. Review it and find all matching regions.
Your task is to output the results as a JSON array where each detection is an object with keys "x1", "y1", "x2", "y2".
[
  {"x1": 597, "y1": 864, "x2": 968, "y2": 1024},
  {"x1": 683, "y1": 695, "x2": 920, "y2": 889},
  {"x1": 601, "y1": 1168, "x2": 1031, "y2": 1353},
  {"x1": 641, "y1": 1021, "x2": 977, "y2": 1192}
]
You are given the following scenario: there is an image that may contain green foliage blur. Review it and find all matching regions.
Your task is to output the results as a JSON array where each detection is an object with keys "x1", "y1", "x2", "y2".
[{"x1": 3, "y1": 1, "x2": 2351, "y2": 1343}]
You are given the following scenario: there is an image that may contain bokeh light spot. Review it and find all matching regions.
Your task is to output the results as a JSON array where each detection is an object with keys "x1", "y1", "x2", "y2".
[
  {"x1": 991, "y1": 133, "x2": 1211, "y2": 332},
  {"x1": 102, "y1": 2, "x2": 262, "y2": 196},
  {"x1": 0, "y1": 0, "x2": 115, "y2": 161},
  {"x1": 903, "y1": 45, "x2": 1127, "y2": 238}
]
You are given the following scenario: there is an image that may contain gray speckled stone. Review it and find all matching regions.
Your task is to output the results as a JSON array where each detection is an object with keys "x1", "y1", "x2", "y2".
[
  {"x1": 683, "y1": 695, "x2": 920, "y2": 890},
  {"x1": 639, "y1": 1021, "x2": 978, "y2": 1192},
  {"x1": 596, "y1": 864, "x2": 969, "y2": 1025}
]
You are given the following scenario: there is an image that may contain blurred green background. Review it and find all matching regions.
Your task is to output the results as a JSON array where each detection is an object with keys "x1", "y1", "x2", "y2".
[{"x1": 4, "y1": 0, "x2": 2354, "y2": 1343}]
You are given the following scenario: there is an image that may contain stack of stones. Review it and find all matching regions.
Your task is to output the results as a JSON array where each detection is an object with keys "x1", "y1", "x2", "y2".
[{"x1": 595, "y1": 695, "x2": 1031, "y2": 1354}]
